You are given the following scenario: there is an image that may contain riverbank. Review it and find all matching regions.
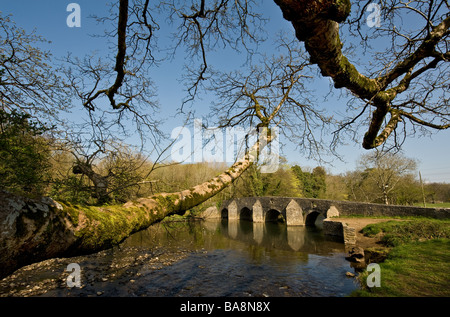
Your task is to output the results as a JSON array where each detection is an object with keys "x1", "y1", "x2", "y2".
[
  {"x1": 329, "y1": 217, "x2": 404, "y2": 249},
  {"x1": 354, "y1": 239, "x2": 450, "y2": 297},
  {"x1": 335, "y1": 217, "x2": 450, "y2": 297},
  {"x1": 0, "y1": 245, "x2": 193, "y2": 297}
]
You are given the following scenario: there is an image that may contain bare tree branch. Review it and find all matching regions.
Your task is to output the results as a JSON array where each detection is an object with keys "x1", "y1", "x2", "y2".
[{"x1": 274, "y1": 0, "x2": 449, "y2": 150}]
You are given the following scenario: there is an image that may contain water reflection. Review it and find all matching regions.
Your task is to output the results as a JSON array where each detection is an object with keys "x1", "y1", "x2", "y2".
[
  {"x1": 221, "y1": 219, "x2": 342, "y2": 254},
  {"x1": 125, "y1": 219, "x2": 345, "y2": 256},
  {"x1": 119, "y1": 219, "x2": 358, "y2": 297},
  {"x1": 1, "y1": 218, "x2": 360, "y2": 297}
]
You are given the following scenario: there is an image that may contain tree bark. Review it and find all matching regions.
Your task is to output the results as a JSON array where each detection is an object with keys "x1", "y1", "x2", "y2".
[
  {"x1": 0, "y1": 128, "x2": 272, "y2": 279},
  {"x1": 72, "y1": 162, "x2": 111, "y2": 203}
]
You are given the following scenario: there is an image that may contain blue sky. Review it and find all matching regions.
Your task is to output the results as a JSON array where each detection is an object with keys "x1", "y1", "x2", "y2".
[{"x1": 2, "y1": 1, "x2": 449, "y2": 183}]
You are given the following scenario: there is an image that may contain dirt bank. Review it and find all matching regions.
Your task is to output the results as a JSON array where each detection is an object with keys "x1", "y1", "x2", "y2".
[{"x1": 331, "y1": 217, "x2": 403, "y2": 249}]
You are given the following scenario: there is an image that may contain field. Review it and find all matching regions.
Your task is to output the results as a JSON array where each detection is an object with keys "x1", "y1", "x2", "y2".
[
  {"x1": 419, "y1": 202, "x2": 450, "y2": 208},
  {"x1": 351, "y1": 218, "x2": 450, "y2": 297}
]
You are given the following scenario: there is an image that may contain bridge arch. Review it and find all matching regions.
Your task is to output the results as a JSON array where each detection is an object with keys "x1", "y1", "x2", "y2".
[
  {"x1": 265, "y1": 209, "x2": 285, "y2": 223},
  {"x1": 221, "y1": 208, "x2": 228, "y2": 219},
  {"x1": 305, "y1": 211, "x2": 325, "y2": 227},
  {"x1": 240, "y1": 207, "x2": 253, "y2": 221}
]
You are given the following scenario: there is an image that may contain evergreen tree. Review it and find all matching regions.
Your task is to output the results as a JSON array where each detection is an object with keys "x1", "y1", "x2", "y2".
[{"x1": 0, "y1": 110, "x2": 52, "y2": 195}]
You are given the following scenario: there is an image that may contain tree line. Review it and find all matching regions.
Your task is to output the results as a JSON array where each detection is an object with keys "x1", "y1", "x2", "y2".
[
  {"x1": 229, "y1": 155, "x2": 450, "y2": 207},
  {"x1": 2, "y1": 110, "x2": 447, "y2": 210}
]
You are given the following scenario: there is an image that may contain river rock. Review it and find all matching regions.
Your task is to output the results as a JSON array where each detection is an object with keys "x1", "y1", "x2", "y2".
[{"x1": 345, "y1": 246, "x2": 365, "y2": 263}]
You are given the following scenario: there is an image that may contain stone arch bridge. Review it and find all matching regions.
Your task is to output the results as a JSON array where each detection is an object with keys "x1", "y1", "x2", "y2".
[
  {"x1": 216, "y1": 196, "x2": 450, "y2": 227},
  {"x1": 219, "y1": 197, "x2": 340, "y2": 227}
]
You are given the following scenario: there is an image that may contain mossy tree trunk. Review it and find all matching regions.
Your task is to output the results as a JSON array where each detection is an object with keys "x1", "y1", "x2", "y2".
[{"x1": 0, "y1": 129, "x2": 272, "y2": 279}]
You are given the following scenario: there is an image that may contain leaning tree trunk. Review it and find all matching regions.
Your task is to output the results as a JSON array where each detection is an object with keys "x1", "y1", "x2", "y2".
[{"x1": 0, "y1": 128, "x2": 272, "y2": 279}]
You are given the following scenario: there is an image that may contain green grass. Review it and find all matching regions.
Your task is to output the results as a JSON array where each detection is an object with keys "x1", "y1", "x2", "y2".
[
  {"x1": 336, "y1": 214, "x2": 435, "y2": 220},
  {"x1": 352, "y1": 239, "x2": 450, "y2": 297},
  {"x1": 352, "y1": 219, "x2": 450, "y2": 296},
  {"x1": 361, "y1": 218, "x2": 450, "y2": 247},
  {"x1": 414, "y1": 202, "x2": 450, "y2": 208}
]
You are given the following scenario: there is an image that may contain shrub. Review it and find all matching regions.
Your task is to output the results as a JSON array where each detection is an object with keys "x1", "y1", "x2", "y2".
[{"x1": 0, "y1": 110, "x2": 52, "y2": 196}]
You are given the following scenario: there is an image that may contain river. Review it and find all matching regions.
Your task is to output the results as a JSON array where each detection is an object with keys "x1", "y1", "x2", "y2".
[{"x1": 0, "y1": 219, "x2": 361, "y2": 297}]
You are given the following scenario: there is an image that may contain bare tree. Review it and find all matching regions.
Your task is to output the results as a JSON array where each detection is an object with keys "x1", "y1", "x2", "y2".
[
  {"x1": 74, "y1": 0, "x2": 158, "y2": 112},
  {"x1": 0, "y1": 123, "x2": 275, "y2": 279},
  {"x1": 0, "y1": 19, "x2": 321, "y2": 278},
  {"x1": 206, "y1": 35, "x2": 334, "y2": 161},
  {"x1": 0, "y1": 13, "x2": 71, "y2": 126},
  {"x1": 157, "y1": 0, "x2": 267, "y2": 107},
  {"x1": 357, "y1": 151, "x2": 417, "y2": 205},
  {"x1": 274, "y1": 0, "x2": 449, "y2": 149},
  {"x1": 61, "y1": 0, "x2": 267, "y2": 176},
  {"x1": 0, "y1": 14, "x2": 304, "y2": 278}
]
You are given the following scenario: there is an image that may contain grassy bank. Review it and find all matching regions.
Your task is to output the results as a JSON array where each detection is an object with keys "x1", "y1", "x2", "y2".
[
  {"x1": 351, "y1": 218, "x2": 450, "y2": 297},
  {"x1": 414, "y1": 202, "x2": 450, "y2": 208},
  {"x1": 361, "y1": 218, "x2": 450, "y2": 247}
]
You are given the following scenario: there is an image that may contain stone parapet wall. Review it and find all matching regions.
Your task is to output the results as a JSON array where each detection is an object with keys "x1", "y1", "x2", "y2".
[
  {"x1": 219, "y1": 197, "x2": 450, "y2": 220},
  {"x1": 331, "y1": 200, "x2": 450, "y2": 219},
  {"x1": 322, "y1": 219, "x2": 356, "y2": 244},
  {"x1": 342, "y1": 224, "x2": 356, "y2": 244}
]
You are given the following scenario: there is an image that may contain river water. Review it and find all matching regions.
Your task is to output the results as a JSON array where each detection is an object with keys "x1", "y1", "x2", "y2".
[{"x1": 0, "y1": 219, "x2": 361, "y2": 297}]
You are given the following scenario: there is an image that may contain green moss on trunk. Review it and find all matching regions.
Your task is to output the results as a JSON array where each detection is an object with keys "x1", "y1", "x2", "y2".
[{"x1": 64, "y1": 203, "x2": 155, "y2": 251}]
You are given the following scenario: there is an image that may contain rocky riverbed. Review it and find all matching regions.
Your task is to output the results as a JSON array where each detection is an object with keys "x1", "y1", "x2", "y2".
[{"x1": 0, "y1": 245, "x2": 193, "y2": 297}]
